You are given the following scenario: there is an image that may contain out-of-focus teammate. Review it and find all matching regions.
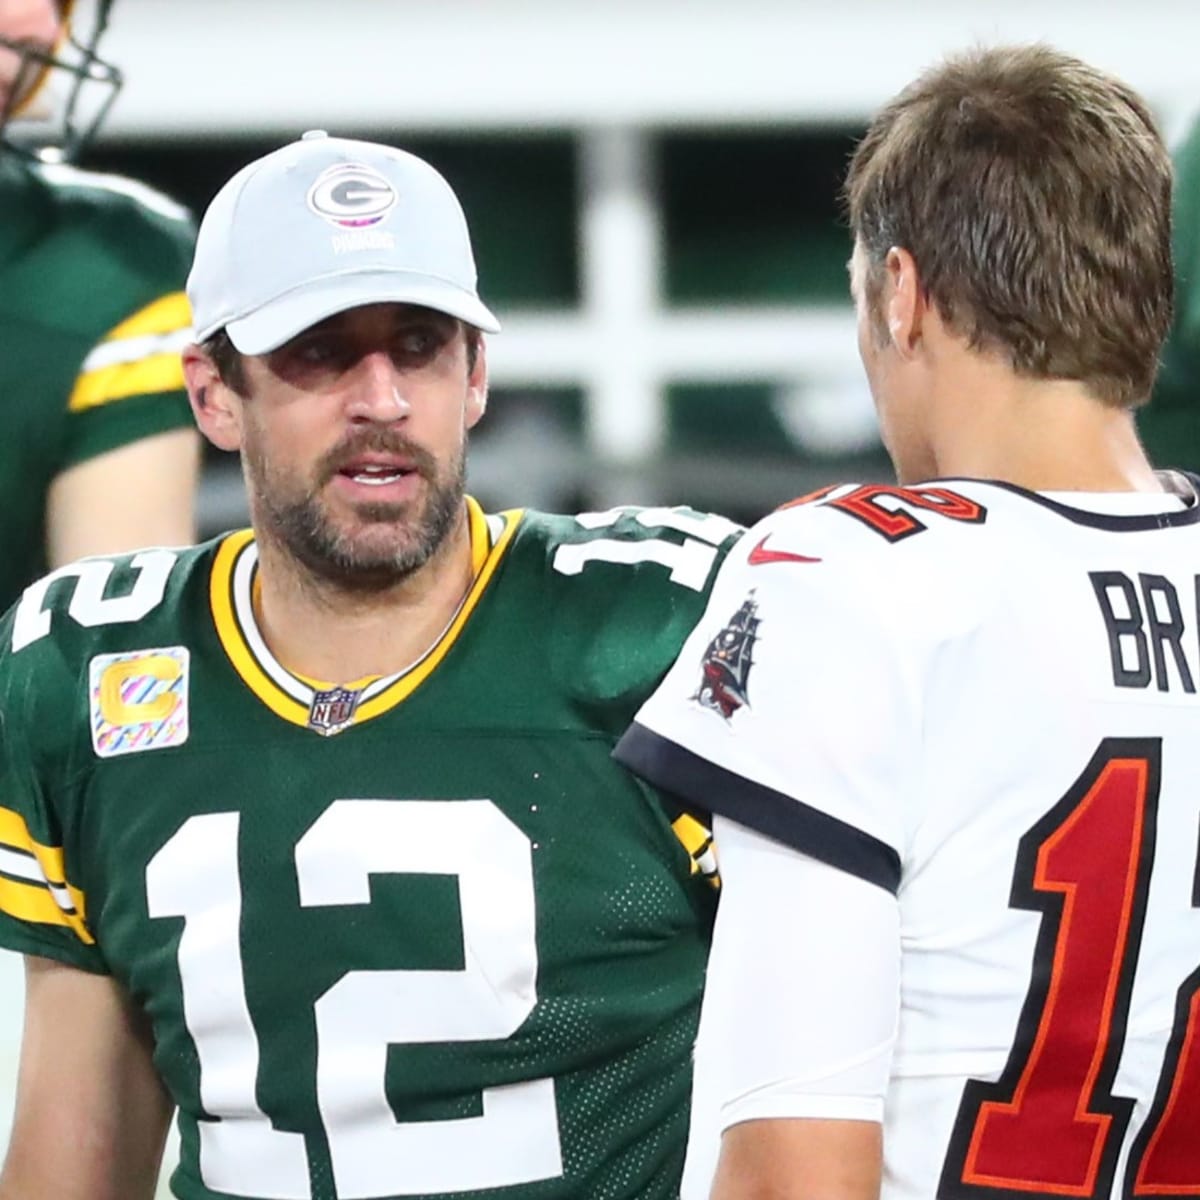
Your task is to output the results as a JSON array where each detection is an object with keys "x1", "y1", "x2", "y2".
[
  {"x1": 618, "y1": 44, "x2": 1200, "y2": 1200},
  {"x1": 0, "y1": 4, "x2": 197, "y2": 1192},
  {"x1": 0, "y1": 0, "x2": 198, "y2": 607}
]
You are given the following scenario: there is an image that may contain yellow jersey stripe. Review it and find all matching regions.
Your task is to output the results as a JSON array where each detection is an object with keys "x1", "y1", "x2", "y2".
[
  {"x1": 104, "y1": 292, "x2": 192, "y2": 342},
  {"x1": 68, "y1": 292, "x2": 193, "y2": 412},
  {"x1": 671, "y1": 813, "x2": 721, "y2": 890},
  {"x1": 672, "y1": 812, "x2": 711, "y2": 859},
  {"x1": 355, "y1": 503, "x2": 522, "y2": 720},
  {"x1": 0, "y1": 807, "x2": 68, "y2": 883},
  {"x1": 209, "y1": 500, "x2": 524, "y2": 729},
  {"x1": 0, "y1": 876, "x2": 94, "y2": 944},
  {"x1": 284, "y1": 500, "x2": 500, "y2": 698},
  {"x1": 467, "y1": 495, "x2": 492, "y2": 577},
  {"x1": 68, "y1": 349, "x2": 188, "y2": 412},
  {"x1": 0, "y1": 808, "x2": 94, "y2": 944},
  {"x1": 210, "y1": 529, "x2": 309, "y2": 725}
]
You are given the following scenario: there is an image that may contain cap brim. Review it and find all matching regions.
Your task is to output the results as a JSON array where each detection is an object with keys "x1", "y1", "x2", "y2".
[{"x1": 223, "y1": 271, "x2": 501, "y2": 354}]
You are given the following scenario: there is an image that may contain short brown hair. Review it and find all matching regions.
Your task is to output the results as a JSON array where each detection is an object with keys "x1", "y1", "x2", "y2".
[
  {"x1": 844, "y1": 44, "x2": 1173, "y2": 408},
  {"x1": 201, "y1": 328, "x2": 248, "y2": 395}
]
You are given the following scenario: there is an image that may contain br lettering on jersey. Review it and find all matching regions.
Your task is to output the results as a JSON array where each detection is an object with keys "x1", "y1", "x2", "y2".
[{"x1": 1091, "y1": 571, "x2": 1200, "y2": 694}]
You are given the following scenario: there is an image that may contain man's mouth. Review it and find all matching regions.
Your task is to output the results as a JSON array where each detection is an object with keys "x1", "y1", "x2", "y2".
[
  {"x1": 332, "y1": 449, "x2": 423, "y2": 486},
  {"x1": 341, "y1": 464, "x2": 413, "y2": 487}
]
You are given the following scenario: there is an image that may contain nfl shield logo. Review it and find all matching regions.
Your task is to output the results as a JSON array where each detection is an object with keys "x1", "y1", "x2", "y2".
[{"x1": 307, "y1": 686, "x2": 362, "y2": 736}]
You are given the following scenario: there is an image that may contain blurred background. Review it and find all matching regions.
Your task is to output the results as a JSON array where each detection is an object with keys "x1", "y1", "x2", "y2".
[
  {"x1": 6, "y1": 1, "x2": 1200, "y2": 1194},
  {"x1": 72, "y1": 0, "x2": 1200, "y2": 533}
]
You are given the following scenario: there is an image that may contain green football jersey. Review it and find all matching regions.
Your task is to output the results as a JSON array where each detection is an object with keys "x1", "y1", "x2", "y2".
[
  {"x1": 1141, "y1": 110, "x2": 1200, "y2": 470},
  {"x1": 0, "y1": 154, "x2": 196, "y2": 610},
  {"x1": 0, "y1": 499, "x2": 739, "y2": 1200}
]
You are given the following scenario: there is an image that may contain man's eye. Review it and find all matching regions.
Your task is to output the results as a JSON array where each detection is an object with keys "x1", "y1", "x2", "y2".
[
  {"x1": 395, "y1": 326, "x2": 452, "y2": 360},
  {"x1": 400, "y1": 331, "x2": 434, "y2": 355},
  {"x1": 295, "y1": 339, "x2": 337, "y2": 363}
]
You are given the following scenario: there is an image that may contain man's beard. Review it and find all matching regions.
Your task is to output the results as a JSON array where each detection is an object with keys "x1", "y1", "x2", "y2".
[{"x1": 244, "y1": 428, "x2": 467, "y2": 594}]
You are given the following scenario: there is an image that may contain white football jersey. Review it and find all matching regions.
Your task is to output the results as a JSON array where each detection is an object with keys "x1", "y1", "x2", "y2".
[{"x1": 617, "y1": 476, "x2": 1200, "y2": 1199}]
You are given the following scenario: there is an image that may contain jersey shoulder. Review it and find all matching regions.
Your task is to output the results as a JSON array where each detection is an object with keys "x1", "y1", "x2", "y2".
[
  {"x1": 2, "y1": 159, "x2": 195, "y2": 336},
  {"x1": 0, "y1": 539, "x2": 219, "y2": 753},
  {"x1": 750, "y1": 478, "x2": 1146, "y2": 633},
  {"x1": 731, "y1": 480, "x2": 1009, "y2": 640},
  {"x1": 501, "y1": 505, "x2": 744, "y2": 707},
  {"x1": 763, "y1": 479, "x2": 993, "y2": 564},
  {"x1": 511, "y1": 504, "x2": 743, "y2": 600}
]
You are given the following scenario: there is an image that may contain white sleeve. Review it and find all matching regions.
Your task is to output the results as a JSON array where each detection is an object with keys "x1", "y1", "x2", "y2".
[
  {"x1": 681, "y1": 815, "x2": 900, "y2": 1200},
  {"x1": 615, "y1": 504, "x2": 920, "y2": 894}
]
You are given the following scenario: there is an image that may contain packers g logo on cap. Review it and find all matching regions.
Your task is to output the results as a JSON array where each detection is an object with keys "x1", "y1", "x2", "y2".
[{"x1": 306, "y1": 162, "x2": 397, "y2": 229}]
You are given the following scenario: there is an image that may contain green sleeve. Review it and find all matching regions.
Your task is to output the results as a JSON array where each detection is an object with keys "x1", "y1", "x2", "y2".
[
  {"x1": 23, "y1": 162, "x2": 198, "y2": 471},
  {"x1": 0, "y1": 603, "x2": 109, "y2": 973},
  {"x1": 58, "y1": 210, "x2": 196, "y2": 469}
]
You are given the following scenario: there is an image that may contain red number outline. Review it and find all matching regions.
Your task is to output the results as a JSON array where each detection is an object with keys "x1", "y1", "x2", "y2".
[
  {"x1": 821, "y1": 485, "x2": 987, "y2": 542},
  {"x1": 1126, "y1": 960, "x2": 1200, "y2": 1195},
  {"x1": 940, "y1": 739, "x2": 1161, "y2": 1199}
]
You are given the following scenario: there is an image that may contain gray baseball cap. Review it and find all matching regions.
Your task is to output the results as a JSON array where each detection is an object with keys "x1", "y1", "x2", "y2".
[{"x1": 187, "y1": 130, "x2": 500, "y2": 354}]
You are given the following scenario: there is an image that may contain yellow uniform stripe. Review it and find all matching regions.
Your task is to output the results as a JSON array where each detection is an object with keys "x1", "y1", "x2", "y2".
[
  {"x1": 671, "y1": 813, "x2": 721, "y2": 890},
  {"x1": 466, "y1": 496, "x2": 493, "y2": 578},
  {"x1": 68, "y1": 351, "x2": 187, "y2": 412},
  {"x1": 355, "y1": 502, "x2": 521, "y2": 721},
  {"x1": 288, "y1": 503, "x2": 498, "y2": 696},
  {"x1": 672, "y1": 812, "x2": 710, "y2": 859},
  {"x1": 68, "y1": 291, "x2": 192, "y2": 412},
  {"x1": 210, "y1": 529, "x2": 305, "y2": 724},
  {"x1": 103, "y1": 291, "x2": 192, "y2": 341},
  {"x1": 0, "y1": 876, "x2": 88, "y2": 940},
  {"x1": 210, "y1": 499, "x2": 523, "y2": 729},
  {"x1": 0, "y1": 808, "x2": 94, "y2": 944}
]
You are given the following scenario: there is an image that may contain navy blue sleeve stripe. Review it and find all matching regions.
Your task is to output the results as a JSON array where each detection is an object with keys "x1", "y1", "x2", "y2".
[{"x1": 614, "y1": 722, "x2": 902, "y2": 895}]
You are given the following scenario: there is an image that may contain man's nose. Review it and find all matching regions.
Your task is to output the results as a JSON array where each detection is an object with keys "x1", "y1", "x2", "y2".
[{"x1": 345, "y1": 352, "x2": 412, "y2": 422}]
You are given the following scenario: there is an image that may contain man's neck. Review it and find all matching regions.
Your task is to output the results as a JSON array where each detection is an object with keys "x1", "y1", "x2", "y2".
[
  {"x1": 250, "y1": 507, "x2": 477, "y2": 685},
  {"x1": 920, "y1": 358, "x2": 1160, "y2": 492}
]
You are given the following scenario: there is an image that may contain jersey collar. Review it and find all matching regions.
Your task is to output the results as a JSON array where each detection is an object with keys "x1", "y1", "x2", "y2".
[
  {"x1": 208, "y1": 497, "x2": 523, "y2": 734},
  {"x1": 945, "y1": 473, "x2": 1200, "y2": 531}
]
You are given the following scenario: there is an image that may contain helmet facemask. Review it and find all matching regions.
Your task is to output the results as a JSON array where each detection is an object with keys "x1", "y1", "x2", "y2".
[{"x1": 0, "y1": 0, "x2": 122, "y2": 162}]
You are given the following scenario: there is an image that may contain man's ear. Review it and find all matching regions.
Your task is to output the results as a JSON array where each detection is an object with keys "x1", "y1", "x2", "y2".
[
  {"x1": 465, "y1": 335, "x2": 488, "y2": 429},
  {"x1": 883, "y1": 246, "x2": 928, "y2": 360},
  {"x1": 183, "y1": 345, "x2": 243, "y2": 452}
]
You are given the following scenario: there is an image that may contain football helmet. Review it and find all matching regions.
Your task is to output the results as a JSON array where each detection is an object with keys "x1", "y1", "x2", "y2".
[{"x1": 0, "y1": 0, "x2": 121, "y2": 160}]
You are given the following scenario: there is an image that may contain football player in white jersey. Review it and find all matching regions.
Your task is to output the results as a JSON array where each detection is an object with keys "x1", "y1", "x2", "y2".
[{"x1": 615, "y1": 44, "x2": 1200, "y2": 1200}]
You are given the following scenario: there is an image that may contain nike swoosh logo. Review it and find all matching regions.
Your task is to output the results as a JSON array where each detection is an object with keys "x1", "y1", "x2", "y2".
[{"x1": 748, "y1": 535, "x2": 823, "y2": 566}]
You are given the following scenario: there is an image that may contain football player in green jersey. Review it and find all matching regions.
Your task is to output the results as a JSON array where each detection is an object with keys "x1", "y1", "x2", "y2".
[
  {"x1": 0, "y1": 130, "x2": 739, "y2": 1200},
  {"x1": 0, "y1": 0, "x2": 199, "y2": 609}
]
